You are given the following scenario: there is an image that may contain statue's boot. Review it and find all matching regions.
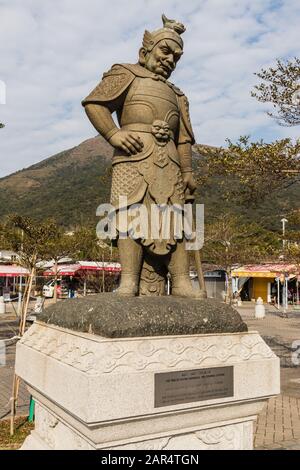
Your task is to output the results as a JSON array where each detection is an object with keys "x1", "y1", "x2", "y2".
[
  {"x1": 171, "y1": 274, "x2": 204, "y2": 299},
  {"x1": 117, "y1": 238, "x2": 143, "y2": 296},
  {"x1": 167, "y1": 240, "x2": 205, "y2": 299}
]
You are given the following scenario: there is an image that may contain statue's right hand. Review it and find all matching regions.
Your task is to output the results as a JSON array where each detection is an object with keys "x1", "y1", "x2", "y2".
[{"x1": 109, "y1": 130, "x2": 144, "y2": 155}]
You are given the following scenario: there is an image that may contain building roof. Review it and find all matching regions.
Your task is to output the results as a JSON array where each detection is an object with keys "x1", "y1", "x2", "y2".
[
  {"x1": 232, "y1": 263, "x2": 298, "y2": 278},
  {"x1": 43, "y1": 261, "x2": 121, "y2": 276},
  {"x1": 0, "y1": 250, "x2": 18, "y2": 261},
  {"x1": 0, "y1": 265, "x2": 29, "y2": 277}
]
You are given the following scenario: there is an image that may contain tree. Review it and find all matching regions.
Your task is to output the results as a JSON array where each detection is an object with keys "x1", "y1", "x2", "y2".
[
  {"x1": 252, "y1": 58, "x2": 300, "y2": 126},
  {"x1": 285, "y1": 241, "x2": 300, "y2": 305},
  {"x1": 203, "y1": 213, "x2": 279, "y2": 303},
  {"x1": 5, "y1": 216, "x2": 57, "y2": 283},
  {"x1": 281, "y1": 210, "x2": 300, "y2": 304},
  {"x1": 0, "y1": 123, "x2": 4, "y2": 129},
  {"x1": 195, "y1": 137, "x2": 300, "y2": 206},
  {"x1": 43, "y1": 224, "x2": 119, "y2": 298},
  {"x1": 4, "y1": 216, "x2": 115, "y2": 433},
  {"x1": 0, "y1": 221, "x2": 11, "y2": 249},
  {"x1": 70, "y1": 226, "x2": 119, "y2": 294},
  {"x1": 3, "y1": 215, "x2": 58, "y2": 435},
  {"x1": 43, "y1": 225, "x2": 119, "y2": 299},
  {"x1": 43, "y1": 228, "x2": 78, "y2": 302},
  {"x1": 71, "y1": 226, "x2": 110, "y2": 261}
]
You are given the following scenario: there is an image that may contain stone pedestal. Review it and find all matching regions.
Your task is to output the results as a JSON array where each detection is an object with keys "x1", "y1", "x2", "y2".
[{"x1": 16, "y1": 321, "x2": 280, "y2": 450}]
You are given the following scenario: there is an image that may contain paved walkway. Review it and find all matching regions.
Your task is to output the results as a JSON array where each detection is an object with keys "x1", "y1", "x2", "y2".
[
  {"x1": 0, "y1": 317, "x2": 30, "y2": 420},
  {"x1": 0, "y1": 343, "x2": 30, "y2": 421},
  {"x1": 236, "y1": 303, "x2": 300, "y2": 450},
  {"x1": 254, "y1": 395, "x2": 300, "y2": 449}
]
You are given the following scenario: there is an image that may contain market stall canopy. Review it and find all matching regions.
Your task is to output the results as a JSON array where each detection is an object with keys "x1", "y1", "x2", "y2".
[
  {"x1": 43, "y1": 261, "x2": 121, "y2": 277},
  {"x1": 0, "y1": 265, "x2": 30, "y2": 277},
  {"x1": 78, "y1": 261, "x2": 121, "y2": 273},
  {"x1": 232, "y1": 263, "x2": 298, "y2": 278},
  {"x1": 36, "y1": 257, "x2": 73, "y2": 269},
  {"x1": 43, "y1": 264, "x2": 82, "y2": 276}
]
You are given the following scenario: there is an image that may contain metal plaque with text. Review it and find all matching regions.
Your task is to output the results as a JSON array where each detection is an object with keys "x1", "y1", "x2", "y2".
[{"x1": 154, "y1": 366, "x2": 234, "y2": 408}]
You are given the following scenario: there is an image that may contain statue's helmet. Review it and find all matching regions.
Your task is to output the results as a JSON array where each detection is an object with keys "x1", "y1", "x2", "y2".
[{"x1": 142, "y1": 14, "x2": 186, "y2": 52}]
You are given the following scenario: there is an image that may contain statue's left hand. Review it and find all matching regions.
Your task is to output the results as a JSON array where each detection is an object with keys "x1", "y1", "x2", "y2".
[{"x1": 182, "y1": 171, "x2": 197, "y2": 194}]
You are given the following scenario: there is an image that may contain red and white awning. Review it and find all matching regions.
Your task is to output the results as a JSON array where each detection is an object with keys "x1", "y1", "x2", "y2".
[
  {"x1": 43, "y1": 261, "x2": 121, "y2": 277},
  {"x1": 0, "y1": 265, "x2": 30, "y2": 278},
  {"x1": 43, "y1": 264, "x2": 81, "y2": 276},
  {"x1": 78, "y1": 262, "x2": 121, "y2": 273}
]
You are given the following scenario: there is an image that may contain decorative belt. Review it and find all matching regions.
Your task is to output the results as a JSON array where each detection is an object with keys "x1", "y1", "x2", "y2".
[{"x1": 122, "y1": 121, "x2": 174, "y2": 142}]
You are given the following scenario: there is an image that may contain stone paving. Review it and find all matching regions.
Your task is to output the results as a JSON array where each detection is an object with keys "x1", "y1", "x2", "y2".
[
  {"x1": 254, "y1": 395, "x2": 300, "y2": 449},
  {"x1": 0, "y1": 313, "x2": 31, "y2": 420},
  {"x1": 0, "y1": 302, "x2": 300, "y2": 450},
  {"x1": 236, "y1": 303, "x2": 300, "y2": 450},
  {"x1": 0, "y1": 343, "x2": 30, "y2": 421}
]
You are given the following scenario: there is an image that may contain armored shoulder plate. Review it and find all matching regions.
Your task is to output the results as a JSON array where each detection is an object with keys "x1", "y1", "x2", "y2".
[
  {"x1": 82, "y1": 64, "x2": 135, "y2": 105},
  {"x1": 178, "y1": 94, "x2": 195, "y2": 144},
  {"x1": 170, "y1": 84, "x2": 184, "y2": 96}
]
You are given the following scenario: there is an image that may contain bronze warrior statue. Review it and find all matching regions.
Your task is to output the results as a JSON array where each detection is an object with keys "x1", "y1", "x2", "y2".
[{"x1": 83, "y1": 15, "x2": 204, "y2": 299}]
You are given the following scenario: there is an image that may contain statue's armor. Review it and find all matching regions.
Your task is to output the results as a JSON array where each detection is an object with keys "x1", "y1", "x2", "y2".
[
  {"x1": 83, "y1": 63, "x2": 195, "y2": 255},
  {"x1": 121, "y1": 77, "x2": 180, "y2": 138}
]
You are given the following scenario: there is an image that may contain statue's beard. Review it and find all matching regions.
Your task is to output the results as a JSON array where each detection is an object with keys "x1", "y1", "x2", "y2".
[
  {"x1": 158, "y1": 62, "x2": 173, "y2": 78},
  {"x1": 144, "y1": 61, "x2": 173, "y2": 79}
]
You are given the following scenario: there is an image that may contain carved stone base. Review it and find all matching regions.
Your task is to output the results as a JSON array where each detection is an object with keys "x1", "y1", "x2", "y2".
[{"x1": 16, "y1": 322, "x2": 280, "y2": 450}]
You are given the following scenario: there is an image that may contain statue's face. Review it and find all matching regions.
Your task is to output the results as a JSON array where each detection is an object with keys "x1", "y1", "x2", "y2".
[{"x1": 143, "y1": 39, "x2": 183, "y2": 79}]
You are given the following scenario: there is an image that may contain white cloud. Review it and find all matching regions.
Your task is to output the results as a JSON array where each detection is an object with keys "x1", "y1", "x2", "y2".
[{"x1": 0, "y1": 0, "x2": 299, "y2": 177}]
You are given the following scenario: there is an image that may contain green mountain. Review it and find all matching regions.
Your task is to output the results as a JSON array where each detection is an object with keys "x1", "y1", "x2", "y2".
[
  {"x1": 0, "y1": 136, "x2": 113, "y2": 227},
  {"x1": 0, "y1": 135, "x2": 298, "y2": 230}
]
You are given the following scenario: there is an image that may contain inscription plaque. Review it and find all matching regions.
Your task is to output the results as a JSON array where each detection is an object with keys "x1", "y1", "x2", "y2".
[{"x1": 154, "y1": 366, "x2": 234, "y2": 408}]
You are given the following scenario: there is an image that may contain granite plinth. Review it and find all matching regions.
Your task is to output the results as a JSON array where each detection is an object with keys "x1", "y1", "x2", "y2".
[
  {"x1": 16, "y1": 320, "x2": 279, "y2": 450},
  {"x1": 38, "y1": 293, "x2": 247, "y2": 338}
]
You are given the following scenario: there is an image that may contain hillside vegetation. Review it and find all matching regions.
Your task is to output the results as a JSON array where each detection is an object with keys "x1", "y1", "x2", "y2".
[{"x1": 0, "y1": 135, "x2": 297, "y2": 231}]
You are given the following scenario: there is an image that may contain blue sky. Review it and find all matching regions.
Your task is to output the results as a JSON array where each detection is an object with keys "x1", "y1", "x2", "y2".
[{"x1": 0, "y1": 0, "x2": 299, "y2": 177}]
